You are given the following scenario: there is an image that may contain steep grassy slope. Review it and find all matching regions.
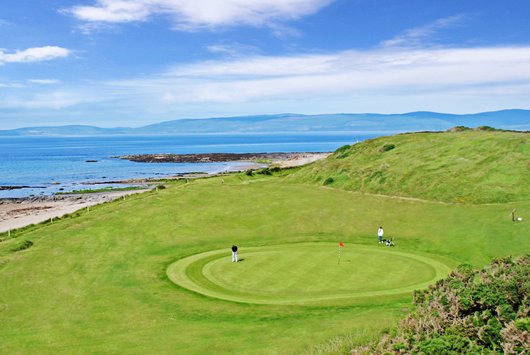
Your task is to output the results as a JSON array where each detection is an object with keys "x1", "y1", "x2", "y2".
[{"x1": 291, "y1": 130, "x2": 529, "y2": 203}]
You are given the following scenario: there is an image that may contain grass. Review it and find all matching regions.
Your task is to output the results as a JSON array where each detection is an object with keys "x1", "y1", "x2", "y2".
[
  {"x1": 291, "y1": 130, "x2": 529, "y2": 203},
  {"x1": 0, "y1": 174, "x2": 528, "y2": 353},
  {"x1": 168, "y1": 243, "x2": 451, "y2": 305},
  {"x1": 0, "y1": 130, "x2": 528, "y2": 353}
]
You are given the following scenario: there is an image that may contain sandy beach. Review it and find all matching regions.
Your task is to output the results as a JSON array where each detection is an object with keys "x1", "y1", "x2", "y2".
[
  {"x1": 267, "y1": 152, "x2": 330, "y2": 167},
  {"x1": 0, "y1": 152, "x2": 330, "y2": 234},
  {"x1": 0, "y1": 189, "x2": 149, "y2": 234}
]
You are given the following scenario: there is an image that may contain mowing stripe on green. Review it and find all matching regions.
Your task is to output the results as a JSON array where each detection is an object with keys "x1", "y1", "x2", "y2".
[{"x1": 167, "y1": 242, "x2": 452, "y2": 305}]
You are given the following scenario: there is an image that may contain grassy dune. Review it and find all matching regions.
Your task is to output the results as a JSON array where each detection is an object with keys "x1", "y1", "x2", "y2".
[
  {"x1": 291, "y1": 130, "x2": 529, "y2": 203},
  {"x1": 0, "y1": 130, "x2": 528, "y2": 353}
]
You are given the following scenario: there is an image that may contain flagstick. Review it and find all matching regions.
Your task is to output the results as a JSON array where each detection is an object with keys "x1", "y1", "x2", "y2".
[{"x1": 338, "y1": 245, "x2": 341, "y2": 264}]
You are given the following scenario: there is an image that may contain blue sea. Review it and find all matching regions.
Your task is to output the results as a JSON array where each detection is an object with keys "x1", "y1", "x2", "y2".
[{"x1": 0, "y1": 132, "x2": 376, "y2": 198}]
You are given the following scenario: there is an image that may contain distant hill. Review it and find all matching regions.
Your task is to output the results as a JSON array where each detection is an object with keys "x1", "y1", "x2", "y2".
[
  {"x1": 1, "y1": 110, "x2": 529, "y2": 136},
  {"x1": 291, "y1": 129, "x2": 530, "y2": 203}
]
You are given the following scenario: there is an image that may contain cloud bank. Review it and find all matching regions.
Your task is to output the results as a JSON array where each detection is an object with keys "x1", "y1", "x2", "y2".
[
  {"x1": 110, "y1": 46, "x2": 530, "y2": 105},
  {"x1": 66, "y1": 0, "x2": 333, "y2": 30}
]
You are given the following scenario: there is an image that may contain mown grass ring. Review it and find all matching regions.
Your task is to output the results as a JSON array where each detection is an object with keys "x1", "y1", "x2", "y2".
[{"x1": 167, "y1": 242, "x2": 451, "y2": 305}]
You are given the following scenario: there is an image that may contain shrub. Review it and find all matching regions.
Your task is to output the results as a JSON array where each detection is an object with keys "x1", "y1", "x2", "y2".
[
  {"x1": 475, "y1": 126, "x2": 498, "y2": 131},
  {"x1": 335, "y1": 144, "x2": 351, "y2": 153},
  {"x1": 353, "y1": 255, "x2": 530, "y2": 354},
  {"x1": 514, "y1": 318, "x2": 530, "y2": 332},
  {"x1": 335, "y1": 144, "x2": 352, "y2": 159},
  {"x1": 379, "y1": 143, "x2": 395, "y2": 152},
  {"x1": 245, "y1": 170, "x2": 254, "y2": 176},
  {"x1": 323, "y1": 177, "x2": 334, "y2": 185},
  {"x1": 156, "y1": 184, "x2": 166, "y2": 190},
  {"x1": 11, "y1": 240, "x2": 33, "y2": 252},
  {"x1": 256, "y1": 168, "x2": 272, "y2": 175},
  {"x1": 447, "y1": 126, "x2": 471, "y2": 132}
]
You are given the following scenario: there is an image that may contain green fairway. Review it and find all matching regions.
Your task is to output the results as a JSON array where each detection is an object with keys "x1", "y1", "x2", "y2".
[
  {"x1": 168, "y1": 243, "x2": 451, "y2": 304},
  {"x1": 1, "y1": 130, "x2": 529, "y2": 354},
  {"x1": 1, "y1": 175, "x2": 528, "y2": 353}
]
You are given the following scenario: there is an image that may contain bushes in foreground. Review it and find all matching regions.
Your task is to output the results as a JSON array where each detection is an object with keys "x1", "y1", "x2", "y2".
[
  {"x1": 353, "y1": 255, "x2": 529, "y2": 354},
  {"x1": 10, "y1": 240, "x2": 33, "y2": 252}
]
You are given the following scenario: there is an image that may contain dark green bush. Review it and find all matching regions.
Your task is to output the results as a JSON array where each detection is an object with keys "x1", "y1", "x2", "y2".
[
  {"x1": 334, "y1": 144, "x2": 352, "y2": 159},
  {"x1": 335, "y1": 144, "x2": 351, "y2": 153},
  {"x1": 447, "y1": 126, "x2": 471, "y2": 132},
  {"x1": 256, "y1": 168, "x2": 272, "y2": 175},
  {"x1": 245, "y1": 170, "x2": 254, "y2": 176},
  {"x1": 11, "y1": 240, "x2": 33, "y2": 252},
  {"x1": 475, "y1": 126, "x2": 498, "y2": 131},
  {"x1": 379, "y1": 143, "x2": 395, "y2": 152},
  {"x1": 323, "y1": 177, "x2": 334, "y2": 185}
]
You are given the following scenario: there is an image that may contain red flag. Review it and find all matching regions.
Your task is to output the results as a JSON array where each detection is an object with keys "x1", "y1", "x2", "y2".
[{"x1": 339, "y1": 242, "x2": 344, "y2": 247}]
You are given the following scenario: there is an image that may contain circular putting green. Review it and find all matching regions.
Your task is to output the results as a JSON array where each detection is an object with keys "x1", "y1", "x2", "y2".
[{"x1": 167, "y1": 242, "x2": 451, "y2": 305}]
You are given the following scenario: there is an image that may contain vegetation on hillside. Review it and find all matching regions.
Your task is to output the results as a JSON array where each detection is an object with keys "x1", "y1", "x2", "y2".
[
  {"x1": 292, "y1": 130, "x2": 529, "y2": 203},
  {"x1": 354, "y1": 255, "x2": 530, "y2": 354}
]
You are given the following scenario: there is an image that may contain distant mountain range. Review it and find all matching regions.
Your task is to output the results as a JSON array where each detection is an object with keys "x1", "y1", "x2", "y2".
[{"x1": 1, "y1": 110, "x2": 529, "y2": 136}]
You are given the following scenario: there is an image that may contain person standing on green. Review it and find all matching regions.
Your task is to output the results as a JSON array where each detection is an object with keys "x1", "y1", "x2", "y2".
[
  {"x1": 378, "y1": 227, "x2": 384, "y2": 244},
  {"x1": 231, "y1": 245, "x2": 238, "y2": 263}
]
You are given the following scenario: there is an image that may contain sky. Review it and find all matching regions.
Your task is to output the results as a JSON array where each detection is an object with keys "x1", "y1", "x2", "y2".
[{"x1": 1, "y1": 0, "x2": 530, "y2": 129}]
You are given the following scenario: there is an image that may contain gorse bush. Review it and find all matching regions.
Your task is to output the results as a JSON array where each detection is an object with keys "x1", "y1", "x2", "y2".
[
  {"x1": 335, "y1": 144, "x2": 352, "y2": 159},
  {"x1": 256, "y1": 168, "x2": 272, "y2": 175},
  {"x1": 11, "y1": 240, "x2": 33, "y2": 252},
  {"x1": 379, "y1": 143, "x2": 395, "y2": 152},
  {"x1": 475, "y1": 126, "x2": 498, "y2": 131},
  {"x1": 255, "y1": 167, "x2": 281, "y2": 175},
  {"x1": 323, "y1": 177, "x2": 334, "y2": 185},
  {"x1": 447, "y1": 126, "x2": 472, "y2": 132},
  {"x1": 354, "y1": 255, "x2": 530, "y2": 354}
]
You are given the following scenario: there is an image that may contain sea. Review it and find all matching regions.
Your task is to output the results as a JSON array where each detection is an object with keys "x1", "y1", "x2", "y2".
[{"x1": 0, "y1": 132, "x2": 377, "y2": 198}]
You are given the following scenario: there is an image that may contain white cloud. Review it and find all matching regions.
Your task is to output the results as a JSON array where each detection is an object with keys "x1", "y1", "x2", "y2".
[
  {"x1": 4, "y1": 45, "x2": 530, "y2": 119},
  {"x1": 109, "y1": 46, "x2": 530, "y2": 105},
  {"x1": 0, "y1": 46, "x2": 71, "y2": 65},
  {"x1": 381, "y1": 15, "x2": 465, "y2": 48},
  {"x1": 66, "y1": 0, "x2": 333, "y2": 30},
  {"x1": 206, "y1": 43, "x2": 261, "y2": 57},
  {"x1": 28, "y1": 79, "x2": 60, "y2": 85},
  {"x1": 0, "y1": 91, "x2": 98, "y2": 110}
]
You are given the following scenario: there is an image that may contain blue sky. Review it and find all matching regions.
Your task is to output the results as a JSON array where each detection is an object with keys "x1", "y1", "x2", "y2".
[{"x1": 1, "y1": 0, "x2": 530, "y2": 129}]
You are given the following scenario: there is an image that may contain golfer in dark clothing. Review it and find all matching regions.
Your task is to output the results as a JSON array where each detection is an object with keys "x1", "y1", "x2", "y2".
[{"x1": 231, "y1": 245, "x2": 238, "y2": 263}]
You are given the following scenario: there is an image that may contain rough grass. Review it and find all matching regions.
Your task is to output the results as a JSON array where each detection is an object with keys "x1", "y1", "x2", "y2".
[
  {"x1": 291, "y1": 130, "x2": 529, "y2": 203},
  {"x1": 0, "y1": 175, "x2": 528, "y2": 353}
]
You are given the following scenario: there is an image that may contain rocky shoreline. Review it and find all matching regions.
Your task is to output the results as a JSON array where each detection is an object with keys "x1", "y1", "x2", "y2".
[
  {"x1": 0, "y1": 152, "x2": 330, "y2": 233},
  {"x1": 116, "y1": 152, "x2": 330, "y2": 166}
]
